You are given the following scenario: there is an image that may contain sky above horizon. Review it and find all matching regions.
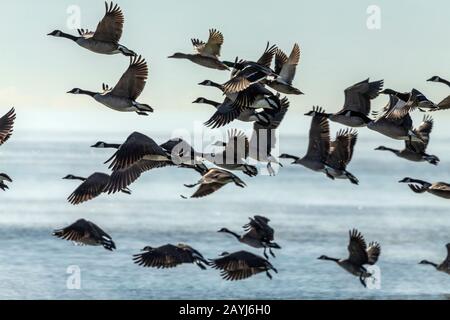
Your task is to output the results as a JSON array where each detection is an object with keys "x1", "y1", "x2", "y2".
[{"x1": 0, "y1": 0, "x2": 449, "y2": 134}]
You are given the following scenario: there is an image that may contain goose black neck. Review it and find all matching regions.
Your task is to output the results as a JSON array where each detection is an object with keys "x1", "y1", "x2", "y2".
[
  {"x1": 202, "y1": 99, "x2": 221, "y2": 107},
  {"x1": 79, "y1": 89, "x2": 97, "y2": 97},
  {"x1": 71, "y1": 176, "x2": 86, "y2": 181},
  {"x1": 104, "y1": 143, "x2": 121, "y2": 149},
  {"x1": 223, "y1": 229, "x2": 241, "y2": 240},
  {"x1": 322, "y1": 256, "x2": 340, "y2": 263},
  {"x1": 59, "y1": 31, "x2": 79, "y2": 42},
  {"x1": 379, "y1": 147, "x2": 399, "y2": 154},
  {"x1": 421, "y1": 260, "x2": 438, "y2": 268}
]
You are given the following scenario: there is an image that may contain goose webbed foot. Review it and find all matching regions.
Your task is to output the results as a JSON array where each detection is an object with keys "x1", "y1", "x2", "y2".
[
  {"x1": 263, "y1": 248, "x2": 269, "y2": 259},
  {"x1": 359, "y1": 274, "x2": 367, "y2": 288},
  {"x1": 180, "y1": 195, "x2": 188, "y2": 199},
  {"x1": 325, "y1": 169, "x2": 335, "y2": 180},
  {"x1": 269, "y1": 248, "x2": 276, "y2": 258},
  {"x1": 266, "y1": 271, "x2": 273, "y2": 280}
]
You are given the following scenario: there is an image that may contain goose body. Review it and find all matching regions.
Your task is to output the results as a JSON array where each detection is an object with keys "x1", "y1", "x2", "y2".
[
  {"x1": 169, "y1": 29, "x2": 229, "y2": 70},
  {"x1": 399, "y1": 178, "x2": 450, "y2": 199},
  {"x1": 68, "y1": 55, "x2": 153, "y2": 115},
  {"x1": 209, "y1": 251, "x2": 278, "y2": 281},
  {"x1": 53, "y1": 219, "x2": 116, "y2": 251},
  {"x1": 133, "y1": 244, "x2": 208, "y2": 270},
  {"x1": 419, "y1": 243, "x2": 450, "y2": 275},
  {"x1": 318, "y1": 229, "x2": 381, "y2": 287},
  {"x1": 48, "y1": 2, "x2": 135, "y2": 56}
]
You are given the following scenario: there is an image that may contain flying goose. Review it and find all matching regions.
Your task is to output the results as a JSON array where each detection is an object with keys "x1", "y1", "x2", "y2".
[
  {"x1": 221, "y1": 43, "x2": 278, "y2": 94},
  {"x1": 318, "y1": 229, "x2": 381, "y2": 287},
  {"x1": 168, "y1": 29, "x2": 229, "y2": 70},
  {"x1": 48, "y1": 2, "x2": 135, "y2": 56},
  {"x1": 304, "y1": 79, "x2": 383, "y2": 127},
  {"x1": 53, "y1": 219, "x2": 116, "y2": 251},
  {"x1": 419, "y1": 243, "x2": 450, "y2": 275},
  {"x1": 399, "y1": 178, "x2": 450, "y2": 199},
  {"x1": 375, "y1": 115, "x2": 439, "y2": 165},
  {"x1": 133, "y1": 244, "x2": 209, "y2": 270},
  {"x1": 266, "y1": 43, "x2": 303, "y2": 95},
  {"x1": 427, "y1": 76, "x2": 450, "y2": 111},
  {"x1": 218, "y1": 215, "x2": 281, "y2": 259},
  {"x1": 209, "y1": 251, "x2": 278, "y2": 281},
  {"x1": 63, "y1": 173, "x2": 131, "y2": 205},
  {"x1": 204, "y1": 129, "x2": 258, "y2": 177},
  {"x1": 367, "y1": 95, "x2": 422, "y2": 142},
  {"x1": 183, "y1": 168, "x2": 246, "y2": 198},
  {"x1": 68, "y1": 55, "x2": 153, "y2": 115},
  {"x1": 282, "y1": 108, "x2": 359, "y2": 183}
]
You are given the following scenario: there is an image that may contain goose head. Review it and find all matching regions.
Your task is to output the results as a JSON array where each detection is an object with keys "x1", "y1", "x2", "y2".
[
  {"x1": 317, "y1": 255, "x2": 328, "y2": 260},
  {"x1": 47, "y1": 30, "x2": 63, "y2": 37},
  {"x1": 217, "y1": 228, "x2": 230, "y2": 233},
  {"x1": 379, "y1": 88, "x2": 398, "y2": 95},
  {"x1": 219, "y1": 252, "x2": 230, "y2": 257},
  {"x1": 427, "y1": 76, "x2": 441, "y2": 82},
  {"x1": 67, "y1": 88, "x2": 82, "y2": 94},
  {"x1": 192, "y1": 97, "x2": 206, "y2": 104},
  {"x1": 168, "y1": 53, "x2": 187, "y2": 59},
  {"x1": 62, "y1": 174, "x2": 78, "y2": 180},
  {"x1": 198, "y1": 80, "x2": 214, "y2": 87},
  {"x1": 91, "y1": 141, "x2": 108, "y2": 148},
  {"x1": 398, "y1": 177, "x2": 413, "y2": 183},
  {"x1": 141, "y1": 246, "x2": 153, "y2": 252},
  {"x1": 374, "y1": 146, "x2": 388, "y2": 151}
]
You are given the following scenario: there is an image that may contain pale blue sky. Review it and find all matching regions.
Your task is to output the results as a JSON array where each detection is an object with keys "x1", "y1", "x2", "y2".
[{"x1": 0, "y1": 0, "x2": 449, "y2": 134}]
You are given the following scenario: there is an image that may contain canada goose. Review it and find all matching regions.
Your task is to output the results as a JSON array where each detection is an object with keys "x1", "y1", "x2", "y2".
[
  {"x1": 218, "y1": 215, "x2": 281, "y2": 259},
  {"x1": 48, "y1": 2, "x2": 135, "y2": 56},
  {"x1": 0, "y1": 108, "x2": 16, "y2": 146},
  {"x1": 168, "y1": 29, "x2": 229, "y2": 70},
  {"x1": 203, "y1": 129, "x2": 258, "y2": 177},
  {"x1": 266, "y1": 43, "x2": 303, "y2": 95},
  {"x1": 209, "y1": 251, "x2": 278, "y2": 281},
  {"x1": 53, "y1": 219, "x2": 116, "y2": 251},
  {"x1": 63, "y1": 173, "x2": 131, "y2": 205},
  {"x1": 367, "y1": 95, "x2": 422, "y2": 142},
  {"x1": 419, "y1": 243, "x2": 450, "y2": 275},
  {"x1": 324, "y1": 129, "x2": 359, "y2": 184},
  {"x1": 192, "y1": 97, "x2": 270, "y2": 128},
  {"x1": 427, "y1": 76, "x2": 450, "y2": 111},
  {"x1": 304, "y1": 79, "x2": 382, "y2": 127},
  {"x1": 318, "y1": 229, "x2": 381, "y2": 287},
  {"x1": 280, "y1": 107, "x2": 329, "y2": 173},
  {"x1": 68, "y1": 55, "x2": 153, "y2": 115},
  {"x1": 0, "y1": 173, "x2": 12, "y2": 191},
  {"x1": 133, "y1": 244, "x2": 209, "y2": 270},
  {"x1": 183, "y1": 168, "x2": 246, "y2": 198},
  {"x1": 375, "y1": 115, "x2": 439, "y2": 165},
  {"x1": 399, "y1": 178, "x2": 450, "y2": 199},
  {"x1": 221, "y1": 43, "x2": 278, "y2": 94}
]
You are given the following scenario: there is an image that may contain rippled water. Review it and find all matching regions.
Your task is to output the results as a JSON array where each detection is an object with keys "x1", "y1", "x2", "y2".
[{"x1": 0, "y1": 125, "x2": 449, "y2": 300}]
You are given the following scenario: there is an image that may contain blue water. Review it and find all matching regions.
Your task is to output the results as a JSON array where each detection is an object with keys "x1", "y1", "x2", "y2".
[{"x1": 0, "y1": 125, "x2": 449, "y2": 300}]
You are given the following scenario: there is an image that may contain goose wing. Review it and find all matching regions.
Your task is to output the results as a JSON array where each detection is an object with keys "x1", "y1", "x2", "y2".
[
  {"x1": 327, "y1": 129, "x2": 358, "y2": 169},
  {"x1": 67, "y1": 173, "x2": 110, "y2": 205},
  {"x1": 77, "y1": 29, "x2": 95, "y2": 39},
  {"x1": 347, "y1": 229, "x2": 369, "y2": 266},
  {"x1": 106, "y1": 160, "x2": 174, "y2": 194},
  {"x1": 53, "y1": 219, "x2": 91, "y2": 243},
  {"x1": 436, "y1": 95, "x2": 450, "y2": 110},
  {"x1": 110, "y1": 55, "x2": 148, "y2": 100},
  {"x1": 274, "y1": 49, "x2": 288, "y2": 75},
  {"x1": 243, "y1": 216, "x2": 274, "y2": 242},
  {"x1": 210, "y1": 251, "x2": 269, "y2": 280},
  {"x1": 92, "y1": 2, "x2": 124, "y2": 43},
  {"x1": 106, "y1": 132, "x2": 167, "y2": 171},
  {"x1": 257, "y1": 43, "x2": 277, "y2": 68},
  {"x1": 0, "y1": 108, "x2": 15, "y2": 146},
  {"x1": 341, "y1": 79, "x2": 383, "y2": 115},
  {"x1": 192, "y1": 29, "x2": 224, "y2": 58},
  {"x1": 366, "y1": 242, "x2": 381, "y2": 265},
  {"x1": 306, "y1": 109, "x2": 330, "y2": 161},
  {"x1": 278, "y1": 43, "x2": 300, "y2": 85},
  {"x1": 406, "y1": 115, "x2": 433, "y2": 152},
  {"x1": 133, "y1": 244, "x2": 193, "y2": 268},
  {"x1": 204, "y1": 98, "x2": 243, "y2": 129},
  {"x1": 430, "y1": 182, "x2": 450, "y2": 192},
  {"x1": 190, "y1": 182, "x2": 225, "y2": 198}
]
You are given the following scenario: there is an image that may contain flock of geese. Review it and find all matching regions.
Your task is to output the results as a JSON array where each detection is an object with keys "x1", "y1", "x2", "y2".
[{"x1": 0, "y1": 2, "x2": 449, "y2": 286}]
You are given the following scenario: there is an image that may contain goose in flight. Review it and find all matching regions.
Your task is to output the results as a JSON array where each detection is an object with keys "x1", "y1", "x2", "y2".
[
  {"x1": 419, "y1": 243, "x2": 450, "y2": 275},
  {"x1": 0, "y1": 108, "x2": 16, "y2": 191},
  {"x1": 281, "y1": 108, "x2": 358, "y2": 183},
  {"x1": 318, "y1": 229, "x2": 381, "y2": 287},
  {"x1": 204, "y1": 129, "x2": 258, "y2": 177},
  {"x1": 53, "y1": 219, "x2": 116, "y2": 251},
  {"x1": 68, "y1": 55, "x2": 153, "y2": 116},
  {"x1": 209, "y1": 251, "x2": 278, "y2": 281},
  {"x1": 183, "y1": 168, "x2": 246, "y2": 199},
  {"x1": 48, "y1": 2, "x2": 135, "y2": 56},
  {"x1": 375, "y1": 115, "x2": 439, "y2": 165},
  {"x1": 266, "y1": 43, "x2": 303, "y2": 95},
  {"x1": 399, "y1": 178, "x2": 450, "y2": 199},
  {"x1": 221, "y1": 43, "x2": 278, "y2": 94},
  {"x1": 218, "y1": 215, "x2": 281, "y2": 259},
  {"x1": 63, "y1": 173, "x2": 131, "y2": 205},
  {"x1": 427, "y1": 76, "x2": 450, "y2": 111},
  {"x1": 133, "y1": 244, "x2": 209, "y2": 270},
  {"x1": 304, "y1": 79, "x2": 383, "y2": 127},
  {"x1": 367, "y1": 95, "x2": 423, "y2": 142},
  {"x1": 168, "y1": 29, "x2": 229, "y2": 70}
]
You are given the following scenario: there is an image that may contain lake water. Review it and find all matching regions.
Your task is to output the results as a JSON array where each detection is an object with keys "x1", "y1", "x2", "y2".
[{"x1": 0, "y1": 121, "x2": 449, "y2": 300}]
